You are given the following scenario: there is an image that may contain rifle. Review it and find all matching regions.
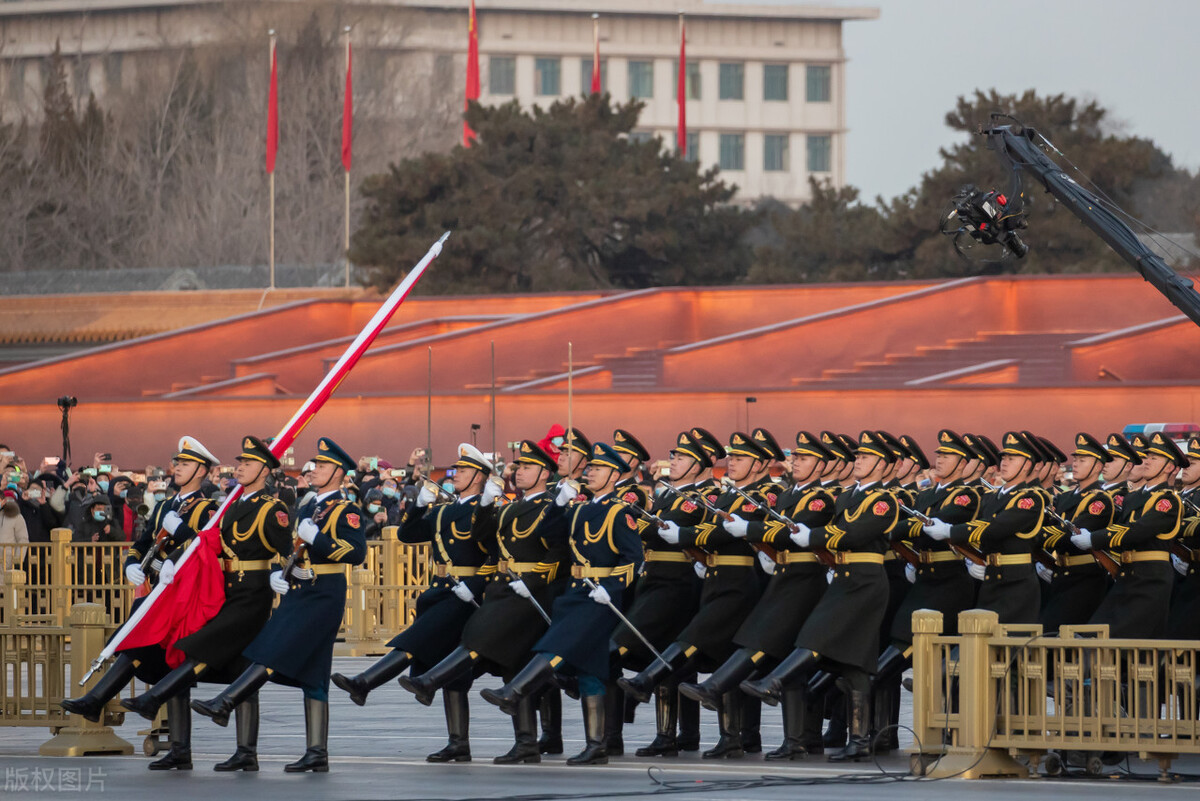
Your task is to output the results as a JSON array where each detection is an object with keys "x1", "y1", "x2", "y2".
[
  {"x1": 1042, "y1": 504, "x2": 1119, "y2": 578},
  {"x1": 900, "y1": 503, "x2": 987, "y2": 567},
  {"x1": 1168, "y1": 493, "x2": 1199, "y2": 565},
  {"x1": 719, "y1": 477, "x2": 836, "y2": 568},
  {"x1": 624, "y1": 500, "x2": 706, "y2": 566},
  {"x1": 137, "y1": 495, "x2": 198, "y2": 576},
  {"x1": 657, "y1": 480, "x2": 780, "y2": 564}
]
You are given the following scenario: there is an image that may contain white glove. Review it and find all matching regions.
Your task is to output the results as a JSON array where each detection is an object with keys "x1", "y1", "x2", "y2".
[
  {"x1": 481, "y1": 479, "x2": 504, "y2": 507},
  {"x1": 125, "y1": 563, "x2": 146, "y2": 585},
  {"x1": 555, "y1": 481, "x2": 579, "y2": 507},
  {"x1": 1070, "y1": 529, "x2": 1093, "y2": 551},
  {"x1": 722, "y1": 514, "x2": 748, "y2": 538},
  {"x1": 1172, "y1": 554, "x2": 1189, "y2": 576},
  {"x1": 509, "y1": 579, "x2": 531, "y2": 598},
  {"x1": 757, "y1": 550, "x2": 776, "y2": 574},
  {"x1": 1036, "y1": 562, "x2": 1054, "y2": 584},
  {"x1": 269, "y1": 570, "x2": 290, "y2": 595},
  {"x1": 825, "y1": 568, "x2": 835, "y2": 584},
  {"x1": 905, "y1": 563, "x2": 917, "y2": 584},
  {"x1": 966, "y1": 559, "x2": 986, "y2": 581},
  {"x1": 452, "y1": 582, "x2": 475, "y2": 603},
  {"x1": 658, "y1": 520, "x2": 680, "y2": 544},
  {"x1": 588, "y1": 584, "x2": 611, "y2": 606},
  {"x1": 162, "y1": 510, "x2": 183, "y2": 535},
  {"x1": 417, "y1": 484, "x2": 437, "y2": 508},
  {"x1": 297, "y1": 518, "x2": 319, "y2": 545},
  {"x1": 923, "y1": 519, "x2": 951, "y2": 541},
  {"x1": 158, "y1": 558, "x2": 176, "y2": 586},
  {"x1": 789, "y1": 523, "x2": 811, "y2": 548},
  {"x1": 693, "y1": 561, "x2": 707, "y2": 579}
]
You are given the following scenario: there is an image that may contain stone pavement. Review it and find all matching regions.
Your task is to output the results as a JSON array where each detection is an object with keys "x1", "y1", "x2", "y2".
[{"x1": 1, "y1": 657, "x2": 1197, "y2": 800}]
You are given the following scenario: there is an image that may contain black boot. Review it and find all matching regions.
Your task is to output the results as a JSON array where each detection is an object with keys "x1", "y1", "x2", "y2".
[
  {"x1": 122, "y1": 659, "x2": 200, "y2": 722},
  {"x1": 635, "y1": 684, "x2": 679, "y2": 757},
  {"x1": 566, "y1": 695, "x2": 608, "y2": 765},
  {"x1": 828, "y1": 690, "x2": 872, "y2": 762},
  {"x1": 494, "y1": 697, "x2": 541, "y2": 764},
  {"x1": 214, "y1": 694, "x2": 259, "y2": 771},
  {"x1": 678, "y1": 682, "x2": 701, "y2": 751},
  {"x1": 61, "y1": 654, "x2": 137, "y2": 723},
  {"x1": 537, "y1": 689, "x2": 563, "y2": 755},
  {"x1": 740, "y1": 648, "x2": 817, "y2": 706},
  {"x1": 765, "y1": 688, "x2": 822, "y2": 760},
  {"x1": 679, "y1": 648, "x2": 758, "y2": 711},
  {"x1": 617, "y1": 644, "x2": 691, "y2": 704},
  {"x1": 604, "y1": 684, "x2": 624, "y2": 756},
  {"x1": 871, "y1": 646, "x2": 908, "y2": 753},
  {"x1": 703, "y1": 690, "x2": 744, "y2": 759},
  {"x1": 822, "y1": 687, "x2": 847, "y2": 748},
  {"x1": 399, "y1": 646, "x2": 477, "y2": 708},
  {"x1": 284, "y1": 696, "x2": 329, "y2": 772},
  {"x1": 147, "y1": 693, "x2": 192, "y2": 770},
  {"x1": 331, "y1": 649, "x2": 410, "y2": 707},
  {"x1": 427, "y1": 690, "x2": 471, "y2": 762},
  {"x1": 741, "y1": 695, "x2": 762, "y2": 754},
  {"x1": 481, "y1": 654, "x2": 556, "y2": 717},
  {"x1": 191, "y1": 663, "x2": 270, "y2": 728}
]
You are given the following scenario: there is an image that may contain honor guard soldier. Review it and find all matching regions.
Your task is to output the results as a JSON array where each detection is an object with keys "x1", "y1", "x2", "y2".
[
  {"x1": 1126, "y1": 433, "x2": 1152, "y2": 492},
  {"x1": 120, "y1": 436, "x2": 292, "y2": 771},
  {"x1": 1101, "y1": 433, "x2": 1140, "y2": 510},
  {"x1": 619, "y1": 432, "x2": 774, "y2": 759},
  {"x1": 400, "y1": 440, "x2": 568, "y2": 764},
  {"x1": 192, "y1": 437, "x2": 366, "y2": 773},
  {"x1": 924, "y1": 431, "x2": 1046, "y2": 625},
  {"x1": 687, "y1": 427, "x2": 726, "y2": 501},
  {"x1": 1077, "y1": 430, "x2": 1185, "y2": 638},
  {"x1": 336, "y1": 444, "x2": 498, "y2": 762},
  {"x1": 610, "y1": 431, "x2": 711, "y2": 757},
  {"x1": 740, "y1": 430, "x2": 899, "y2": 762},
  {"x1": 482, "y1": 443, "x2": 643, "y2": 766},
  {"x1": 1038, "y1": 433, "x2": 1117, "y2": 635},
  {"x1": 612, "y1": 429, "x2": 652, "y2": 509},
  {"x1": 681, "y1": 430, "x2": 839, "y2": 760},
  {"x1": 556, "y1": 428, "x2": 592, "y2": 494},
  {"x1": 61, "y1": 436, "x2": 220, "y2": 726},
  {"x1": 1167, "y1": 436, "x2": 1200, "y2": 639}
]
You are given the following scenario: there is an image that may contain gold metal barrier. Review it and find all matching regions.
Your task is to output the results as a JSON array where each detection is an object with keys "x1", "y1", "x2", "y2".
[{"x1": 911, "y1": 609, "x2": 1200, "y2": 779}]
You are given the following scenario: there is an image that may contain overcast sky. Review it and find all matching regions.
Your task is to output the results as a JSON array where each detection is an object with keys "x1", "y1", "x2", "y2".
[{"x1": 724, "y1": 0, "x2": 1200, "y2": 201}]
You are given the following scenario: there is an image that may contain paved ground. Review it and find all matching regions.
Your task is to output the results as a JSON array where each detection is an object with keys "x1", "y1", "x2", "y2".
[{"x1": 2, "y1": 658, "x2": 1198, "y2": 799}]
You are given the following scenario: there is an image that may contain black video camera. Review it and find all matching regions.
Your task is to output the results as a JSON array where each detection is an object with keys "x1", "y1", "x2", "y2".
[{"x1": 943, "y1": 184, "x2": 1029, "y2": 260}]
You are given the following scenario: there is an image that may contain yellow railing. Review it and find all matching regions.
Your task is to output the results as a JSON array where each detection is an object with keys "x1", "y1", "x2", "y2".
[{"x1": 910, "y1": 609, "x2": 1200, "y2": 779}]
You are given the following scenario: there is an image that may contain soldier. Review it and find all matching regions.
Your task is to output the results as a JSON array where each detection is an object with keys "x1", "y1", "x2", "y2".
[
  {"x1": 1126, "y1": 432, "x2": 1152, "y2": 492},
  {"x1": 397, "y1": 440, "x2": 567, "y2": 765},
  {"x1": 611, "y1": 431, "x2": 709, "y2": 758},
  {"x1": 1038, "y1": 433, "x2": 1117, "y2": 635},
  {"x1": 618, "y1": 432, "x2": 774, "y2": 759},
  {"x1": 1101, "y1": 433, "x2": 1140, "y2": 511},
  {"x1": 481, "y1": 443, "x2": 643, "y2": 766},
  {"x1": 612, "y1": 429, "x2": 652, "y2": 510},
  {"x1": 923, "y1": 431, "x2": 1045, "y2": 625},
  {"x1": 1074, "y1": 431, "x2": 1185, "y2": 638},
  {"x1": 191, "y1": 437, "x2": 366, "y2": 773},
  {"x1": 335, "y1": 444, "x2": 499, "y2": 762},
  {"x1": 119, "y1": 436, "x2": 292, "y2": 771},
  {"x1": 1167, "y1": 436, "x2": 1200, "y2": 639},
  {"x1": 680, "y1": 430, "x2": 838, "y2": 760},
  {"x1": 60, "y1": 437, "x2": 219, "y2": 730},
  {"x1": 740, "y1": 430, "x2": 899, "y2": 762}
]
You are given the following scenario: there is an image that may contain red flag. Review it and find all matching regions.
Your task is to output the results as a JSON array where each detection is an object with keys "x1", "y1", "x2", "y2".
[
  {"x1": 342, "y1": 41, "x2": 353, "y2": 171},
  {"x1": 677, "y1": 17, "x2": 687, "y2": 157},
  {"x1": 464, "y1": 0, "x2": 479, "y2": 147},
  {"x1": 591, "y1": 15, "x2": 602, "y2": 94},
  {"x1": 266, "y1": 39, "x2": 278, "y2": 173}
]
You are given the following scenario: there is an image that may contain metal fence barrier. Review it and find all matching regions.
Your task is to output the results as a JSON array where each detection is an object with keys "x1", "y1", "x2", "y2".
[{"x1": 910, "y1": 609, "x2": 1200, "y2": 780}]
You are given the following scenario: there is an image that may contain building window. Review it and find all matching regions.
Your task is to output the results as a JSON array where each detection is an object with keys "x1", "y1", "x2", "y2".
[
  {"x1": 683, "y1": 131, "x2": 699, "y2": 162},
  {"x1": 673, "y1": 60, "x2": 701, "y2": 100},
  {"x1": 489, "y1": 56, "x2": 515, "y2": 95},
  {"x1": 763, "y1": 64, "x2": 788, "y2": 101},
  {"x1": 764, "y1": 134, "x2": 789, "y2": 172},
  {"x1": 581, "y1": 58, "x2": 607, "y2": 93},
  {"x1": 806, "y1": 65, "x2": 831, "y2": 103},
  {"x1": 807, "y1": 134, "x2": 831, "y2": 173},
  {"x1": 629, "y1": 130, "x2": 655, "y2": 145},
  {"x1": 719, "y1": 133, "x2": 744, "y2": 171},
  {"x1": 535, "y1": 57, "x2": 561, "y2": 96},
  {"x1": 6, "y1": 61, "x2": 24, "y2": 103},
  {"x1": 105, "y1": 53, "x2": 123, "y2": 92},
  {"x1": 629, "y1": 60, "x2": 654, "y2": 99},
  {"x1": 718, "y1": 63, "x2": 744, "y2": 101}
]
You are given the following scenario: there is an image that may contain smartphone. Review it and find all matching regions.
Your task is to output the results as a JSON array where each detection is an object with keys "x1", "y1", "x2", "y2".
[
  {"x1": 98, "y1": 465, "x2": 112, "y2": 474},
  {"x1": 82, "y1": 468, "x2": 97, "y2": 477},
  {"x1": 369, "y1": 457, "x2": 379, "y2": 471},
  {"x1": 44, "y1": 456, "x2": 60, "y2": 466},
  {"x1": 391, "y1": 468, "x2": 407, "y2": 479},
  {"x1": 100, "y1": 453, "x2": 112, "y2": 461}
]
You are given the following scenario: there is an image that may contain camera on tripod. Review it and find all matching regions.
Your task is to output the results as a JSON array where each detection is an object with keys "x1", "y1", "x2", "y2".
[{"x1": 57, "y1": 396, "x2": 77, "y2": 411}]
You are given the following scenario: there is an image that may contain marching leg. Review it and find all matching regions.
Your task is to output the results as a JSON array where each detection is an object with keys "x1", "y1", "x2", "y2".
[
  {"x1": 494, "y1": 696, "x2": 541, "y2": 764},
  {"x1": 331, "y1": 649, "x2": 411, "y2": 707},
  {"x1": 426, "y1": 689, "x2": 472, "y2": 763},
  {"x1": 284, "y1": 695, "x2": 330, "y2": 773},
  {"x1": 214, "y1": 693, "x2": 259, "y2": 772},
  {"x1": 634, "y1": 683, "x2": 679, "y2": 757},
  {"x1": 566, "y1": 694, "x2": 608, "y2": 766},
  {"x1": 147, "y1": 692, "x2": 192, "y2": 771},
  {"x1": 702, "y1": 689, "x2": 745, "y2": 759},
  {"x1": 538, "y1": 689, "x2": 563, "y2": 755},
  {"x1": 60, "y1": 654, "x2": 138, "y2": 723},
  {"x1": 191, "y1": 663, "x2": 271, "y2": 728}
]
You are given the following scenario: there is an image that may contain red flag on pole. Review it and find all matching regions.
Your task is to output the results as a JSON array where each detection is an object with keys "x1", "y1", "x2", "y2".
[
  {"x1": 342, "y1": 41, "x2": 353, "y2": 171},
  {"x1": 464, "y1": 0, "x2": 480, "y2": 147},
  {"x1": 677, "y1": 15, "x2": 687, "y2": 158},
  {"x1": 591, "y1": 14, "x2": 602, "y2": 94},
  {"x1": 266, "y1": 38, "x2": 278, "y2": 173}
]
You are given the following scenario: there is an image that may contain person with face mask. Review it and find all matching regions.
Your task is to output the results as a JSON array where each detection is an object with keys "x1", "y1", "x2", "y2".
[
  {"x1": 0, "y1": 489, "x2": 29, "y2": 580},
  {"x1": 361, "y1": 488, "x2": 387, "y2": 540},
  {"x1": 75, "y1": 493, "x2": 124, "y2": 542}
]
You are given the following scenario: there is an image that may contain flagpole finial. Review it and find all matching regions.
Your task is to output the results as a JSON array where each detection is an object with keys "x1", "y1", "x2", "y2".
[
  {"x1": 344, "y1": 25, "x2": 351, "y2": 33},
  {"x1": 592, "y1": 12, "x2": 599, "y2": 19},
  {"x1": 268, "y1": 28, "x2": 275, "y2": 36}
]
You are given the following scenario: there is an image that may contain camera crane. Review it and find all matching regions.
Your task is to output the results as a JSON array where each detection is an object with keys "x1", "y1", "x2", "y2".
[{"x1": 942, "y1": 115, "x2": 1200, "y2": 328}]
